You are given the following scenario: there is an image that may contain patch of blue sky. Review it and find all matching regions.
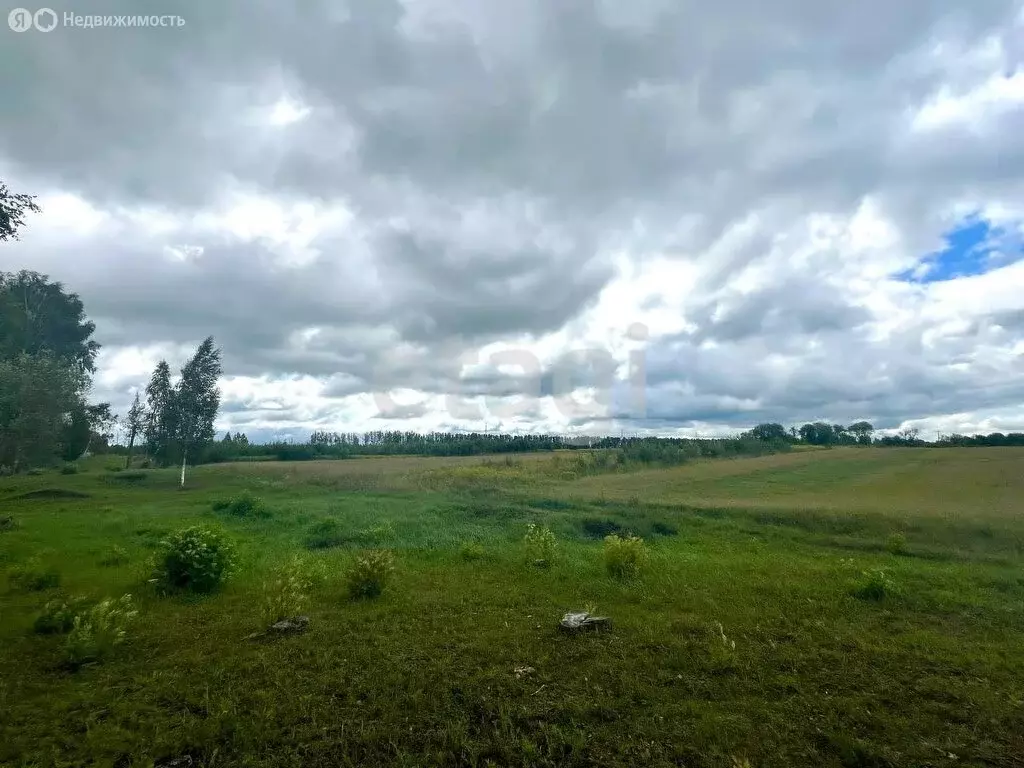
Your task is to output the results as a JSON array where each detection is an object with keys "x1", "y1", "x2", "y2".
[{"x1": 897, "y1": 214, "x2": 1023, "y2": 284}]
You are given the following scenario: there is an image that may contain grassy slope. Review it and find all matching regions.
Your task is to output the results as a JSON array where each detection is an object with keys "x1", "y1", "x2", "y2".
[{"x1": 0, "y1": 449, "x2": 1022, "y2": 768}]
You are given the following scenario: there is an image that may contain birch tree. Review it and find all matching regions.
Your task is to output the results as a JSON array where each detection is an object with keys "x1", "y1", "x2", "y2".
[{"x1": 174, "y1": 337, "x2": 222, "y2": 487}]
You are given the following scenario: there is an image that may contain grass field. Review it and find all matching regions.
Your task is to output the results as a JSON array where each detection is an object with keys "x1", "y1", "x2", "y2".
[{"x1": 1, "y1": 448, "x2": 1023, "y2": 767}]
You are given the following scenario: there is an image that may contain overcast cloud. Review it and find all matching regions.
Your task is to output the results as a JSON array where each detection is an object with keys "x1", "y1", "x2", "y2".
[{"x1": 1, "y1": 0, "x2": 1023, "y2": 441}]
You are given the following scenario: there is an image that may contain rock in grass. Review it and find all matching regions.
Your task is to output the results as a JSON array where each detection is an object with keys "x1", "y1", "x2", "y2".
[
  {"x1": 246, "y1": 615, "x2": 310, "y2": 640},
  {"x1": 559, "y1": 611, "x2": 612, "y2": 633},
  {"x1": 270, "y1": 615, "x2": 310, "y2": 634}
]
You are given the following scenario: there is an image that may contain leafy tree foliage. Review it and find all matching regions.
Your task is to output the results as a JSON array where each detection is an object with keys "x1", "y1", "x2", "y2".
[
  {"x1": 0, "y1": 181, "x2": 40, "y2": 242},
  {"x1": 0, "y1": 270, "x2": 100, "y2": 374}
]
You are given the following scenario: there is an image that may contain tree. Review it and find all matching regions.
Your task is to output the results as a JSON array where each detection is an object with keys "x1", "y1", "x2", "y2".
[
  {"x1": 747, "y1": 423, "x2": 789, "y2": 442},
  {"x1": 847, "y1": 421, "x2": 874, "y2": 445},
  {"x1": 0, "y1": 271, "x2": 100, "y2": 375},
  {"x1": 0, "y1": 353, "x2": 86, "y2": 470},
  {"x1": 144, "y1": 360, "x2": 177, "y2": 466},
  {"x1": 0, "y1": 181, "x2": 41, "y2": 242},
  {"x1": 124, "y1": 392, "x2": 146, "y2": 468},
  {"x1": 174, "y1": 337, "x2": 222, "y2": 487}
]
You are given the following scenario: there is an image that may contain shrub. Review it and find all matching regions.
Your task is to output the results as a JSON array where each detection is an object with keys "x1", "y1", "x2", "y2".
[
  {"x1": 262, "y1": 555, "x2": 316, "y2": 624},
  {"x1": 523, "y1": 523, "x2": 557, "y2": 568},
  {"x1": 853, "y1": 569, "x2": 895, "y2": 601},
  {"x1": 98, "y1": 545, "x2": 130, "y2": 567},
  {"x1": 64, "y1": 594, "x2": 137, "y2": 668},
  {"x1": 34, "y1": 596, "x2": 93, "y2": 634},
  {"x1": 304, "y1": 518, "x2": 348, "y2": 550},
  {"x1": 105, "y1": 470, "x2": 147, "y2": 484},
  {"x1": 26, "y1": 467, "x2": 44, "y2": 476},
  {"x1": 886, "y1": 532, "x2": 909, "y2": 556},
  {"x1": 603, "y1": 533, "x2": 649, "y2": 580},
  {"x1": 154, "y1": 526, "x2": 235, "y2": 593},
  {"x1": 345, "y1": 549, "x2": 395, "y2": 599},
  {"x1": 60, "y1": 463, "x2": 79, "y2": 475},
  {"x1": 9, "y1": 561, "x2": 61, "y2": 591},
  {"x1": 458, "y1": 541, "x2": 485, "y2": 561},
  {"x1": 213, "y1": 491, "x2": 269, "y2": 518},
  {"x1": 0, "y1": 515, "x2": 15, "y2": 532}
]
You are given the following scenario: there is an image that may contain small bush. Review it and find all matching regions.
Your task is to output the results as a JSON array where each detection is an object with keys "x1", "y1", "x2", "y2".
[
  {"x1": 345, "y1": 549, "x2": 395, "y2": 599},
  {"x1": 304, "y1": 518, "x2": 348, "y2": 550},
  {"x1": 34, "y1": 596, "x2": 93, "y2": 634},
  {"x1": 26, "y1": 467, "x2": 44, "y2": 476},
  {"x1": 9, "y1": 561, "x2": 61, "y2": 592},
  {"x1": 98, "y1": 545, "x2": 130, "y2": 567},
  {"x1": 458, "y1": 541, "x2": 486, "y2": 561},
  {"x1": 60, "y1": 463, "x2": 79, "y2": 475},
  {"x1": 139, "y1": 459, "x2": 152, "y2": 469},
  {"x1": 213, "y1": 491, "x2": 269, "y2": 518},
  {"x1": 886, "y1": 532, "x2": 908, "y2": 556},
  {"x1": 105, "y1": 464, "x2": 124, "y2": 473},
  {"x1": 603, "y1": 533, "x2": 649, "y2": 580},
  {"x1": 523, "y1": 523, "x2": 557, "y2": 568},
  {"x1": 154, "y1": 526, "x2": 235, "y2": 593},
  {"x1": 262, "y1": 556, "x2": 316, "y2": 624},
  {"x1": 853, "y1": 569, "x2": 895, "y2": 601},
  {"x1": 0, "y1": 515, "x2": 15, "y2": 532},
  {"x1": 64, "y1": 594, "x2": 137, "y2": 668}
]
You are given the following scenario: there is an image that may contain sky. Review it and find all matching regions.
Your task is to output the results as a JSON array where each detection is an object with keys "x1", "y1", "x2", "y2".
[{"x1": 1, "y1": 0, "x2": 1023, "y2": 443}]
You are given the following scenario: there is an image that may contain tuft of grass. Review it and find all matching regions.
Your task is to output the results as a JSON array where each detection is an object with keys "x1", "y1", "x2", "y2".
[
  {"x1": 262, "y1": 555, "x2": 317, "y2": 625},
  {"x1": 602, "y1": 533, "x2": 649, "y2": 580},
  {"x1": 0, "y1": 515, "x2": 16, "y2": 532},
  {"x1": 345, "y1": 550, "x2": 395, "y2": 600},
  {"x1": 98, "y1": 545, "x2": 130, "y2": 567},
  {"x1": 64, "y1": 594, "x2": 137, "y2": 669},
  {"x1": 853, "y1": 569, "x2": 896, "y2": 601},
  {"x1": 152, "y1": 526, "x2": 235, "y2": 594},
  {"x1": 523, "y1": 523, "x2": 558, "y2": 568},
  {"x1": 33, "y1": 596, "x2": 94, "y2": 635}
]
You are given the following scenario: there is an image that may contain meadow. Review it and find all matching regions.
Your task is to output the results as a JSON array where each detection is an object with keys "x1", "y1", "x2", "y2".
[{"x1": 1, "y1": 447, "x2": 1022, "y2": 768}]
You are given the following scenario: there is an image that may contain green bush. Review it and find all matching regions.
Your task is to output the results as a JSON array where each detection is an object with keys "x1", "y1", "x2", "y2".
[
  {"x1": 212, "y1": 491, "x2": 269, "y2": 518},
  {"x1": 886, "y1": 532, "x2": 909, "y2": 556},
  {"x1": 458, "y1": 541, "x2": 486, "y2": 561},
  {"x1": 154, "y1": 526, "x2": 235, "y2": 593},
  {"x1": 9, "y1": 561, "x2": 61, "y2": 592},
  {"x1": 304, "y1": 518, "x2": 349, "y2": 550},
  {"x1": 345, "y1": 550, "x2": 395, "y2": 599},
  {"x1": 0, "y1": 515, "x2": 15, "y2": 532},
  {"x1": 33, "y1": 596, "x2": 94, "y2": 634},
  {"x1": 64, "y1": 594, "x2": 137, "y2": 668},
  {"x1": 523, "y1": 523, "x2": 557, "y2": 568},
  {"x1": 262, "y1": 555, "x2": 318, "y2": 624},
  {"x1": 603, "y1": 533, "x2": 649, "y2": 580},
  {"x1": 853, "y1": 569, "x2": 895, "y2": 601},
  {"x1": 60, "y1": 463, "x2": 79, "y2": 475}
]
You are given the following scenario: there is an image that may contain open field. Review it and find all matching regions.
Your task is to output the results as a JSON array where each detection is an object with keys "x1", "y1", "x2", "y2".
[{"x1": 2, "y1": 448, "x2": 1023, "y2": 767}]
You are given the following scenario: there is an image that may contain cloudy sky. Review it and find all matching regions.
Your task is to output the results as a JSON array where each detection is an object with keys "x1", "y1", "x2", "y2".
[{"x1": 2, "y1": 0, "x2": 1023, "y2": 442}]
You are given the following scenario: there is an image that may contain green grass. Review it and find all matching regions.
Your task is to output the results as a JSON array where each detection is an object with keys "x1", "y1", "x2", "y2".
[{"x1": 1, "y1": 449, "x2": 1023, "y2": 766}]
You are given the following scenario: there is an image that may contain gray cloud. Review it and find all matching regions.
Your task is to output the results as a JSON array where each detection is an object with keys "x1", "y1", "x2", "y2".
[{"x1": 2, "y1": 0, "x2": 1023, "y2": 435}]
